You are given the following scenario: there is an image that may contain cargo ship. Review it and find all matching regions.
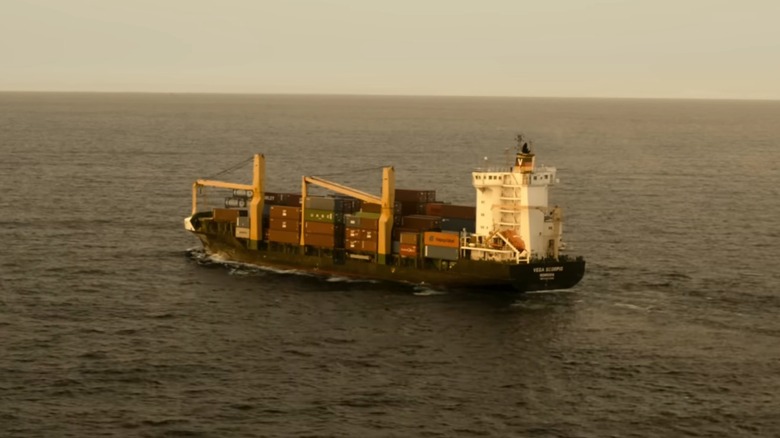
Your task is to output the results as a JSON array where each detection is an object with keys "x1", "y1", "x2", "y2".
[{"x1": 184, "y1": 135, "x2": 585, "y2": 292}]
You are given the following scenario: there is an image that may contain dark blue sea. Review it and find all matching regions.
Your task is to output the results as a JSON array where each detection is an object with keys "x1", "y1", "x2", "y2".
[{"x1": 1, "y1": 93, "x2": 779, "y2": 437}]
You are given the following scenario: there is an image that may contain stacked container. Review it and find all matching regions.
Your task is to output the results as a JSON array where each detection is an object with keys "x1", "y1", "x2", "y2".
[
  {"x1": 422, "y1": 231, "x2": 460, "y2": 260},
  {"x1": 398, "y1": 231, "x2": 420, "y2": 258},
  {"x1": 303, "y1": 197, "x2": 347, "y2": 248},
  {"x1": 263, "y1": 192, "x2": 303, "y2": 241},
  {"x1": 395, "y1": 188, "x2": 436, "y2": 217},
  {"x1": 344, "y1": 210, "x2": 380, "y2": 254},
  {"x1": 268, "y1": 205, "x2": 301, "y2": 244}
]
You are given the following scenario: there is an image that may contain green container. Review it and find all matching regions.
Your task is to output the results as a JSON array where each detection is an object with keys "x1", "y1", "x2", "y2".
[
  {"x1": 356, "y1": 211, "x2": 381, "y2": 219},
  {"x1": 304, "y1": 209, "x2": 343, "y2": 223}
]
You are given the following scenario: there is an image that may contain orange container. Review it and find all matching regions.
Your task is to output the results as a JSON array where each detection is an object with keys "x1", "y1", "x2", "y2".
[{"x1": 423, "y1": 231, "x2": 459, "y2": 248}]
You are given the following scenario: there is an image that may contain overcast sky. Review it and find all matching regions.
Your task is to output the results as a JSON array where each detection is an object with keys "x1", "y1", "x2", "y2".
[{"x1": 2, "y1": 0, "x2": 778, "y2": 99}]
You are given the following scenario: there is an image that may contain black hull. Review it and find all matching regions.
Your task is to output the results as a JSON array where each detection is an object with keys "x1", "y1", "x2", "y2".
[{"x1": 192, "y1": 230, "x2": 585, "y2": 293}]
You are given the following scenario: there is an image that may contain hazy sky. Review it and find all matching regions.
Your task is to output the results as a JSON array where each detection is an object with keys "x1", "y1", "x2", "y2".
[{"x1": 2, "y1": 0, "x2": 778, "y2": 99}]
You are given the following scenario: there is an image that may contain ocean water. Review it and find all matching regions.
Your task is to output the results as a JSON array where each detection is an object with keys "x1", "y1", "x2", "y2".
[{"x1": 1, "y1": 92, "x2": 779, "y2": 437}]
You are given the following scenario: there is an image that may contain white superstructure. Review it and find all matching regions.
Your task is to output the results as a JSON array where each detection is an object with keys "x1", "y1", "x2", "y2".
[{"x1": 468, "y1": 135, "x2": 563, "y2": 264}]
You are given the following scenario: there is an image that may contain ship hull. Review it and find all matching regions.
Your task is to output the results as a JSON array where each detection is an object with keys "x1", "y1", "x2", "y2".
[{"x1": 192, "y1": 230, "x2": 585, "y2": 293}]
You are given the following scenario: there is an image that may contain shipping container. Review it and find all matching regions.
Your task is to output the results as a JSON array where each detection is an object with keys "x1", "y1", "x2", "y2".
[
  {"x1": 361, "y1": 240, "x2": 378, "y2": 252},
  {"x1": 441, "y1": 204, "x2": 476, "y2": 220},
  {"x1": 399, "y1": 243, "x2": 419, "y2": 258},
  {"x1": 440, "y1": 217, "x2": 476, "y2": 233},
  {"x1": 424, "y1": 245, "x2": 459, "y2": 261},
  {"x1": 399, "y1": 231, "x2": 419, "y2": 245},
  {"x1": 423, "y1": 231, "x2": 460, "y2": 248},
  {"x1": 233, "y1": 189, "x2": 253, "y2": 198},
  {"x1": 305, "y1": 221, "x2": 339, "y2": 235},
  {"x1": 423, "y1": 202, "x2": 444, "y2": 216},
  {"x1": 345, "y1": 214, "x2": 361, "y2": 227},
  {"x1": 281, "y1": 194, "x2": 302, "y2": 207},
  {"x1": 395, "y1": 189, "x2": 434, "y2": 203},
  {"x1": 361, "y1": 229, "x2": 377, "y2": 242},
  {"x1": 402, "y1": 215, "x2": 441, "y2": 230},
  {"x1": 345, "y1": 227, "x2": 362, "y2": 239},
  {"x1": 269, "y1": 217, "x2": 301, "y2": 231},
  {"x1": 335, "y1": 196, "x2": 361, "y2": 213},
  {"x1": 360, "y1": 203, "x2": 382, "y2": 214},
  {"x1": 270, "y1": 205, "x2": 301, "y2": 219},
  {"x1": 345, "y1": 238, "x2": 377, "y2": 253},
  {"x1": 304, "y1": 209, "x2": 343, "y2": 223},
  {"x1": 304, "y1": 232, "x2": 339, "y2": 248},
  {"x1": 224, "y1": 197, "x2": 247, "y2": 208},
  {"x1": 265, "y1": 192, "x2": 302, "y2": 206},
  {"x1": 305, "y1": 196, "x2": 345, "y2": 211},
  {"x1": 268, "y1": 229, "x2": 299, "y2": 244},
  {"x1": 355, "y1": 211, "x2": 381, "y2": 220},
  {"x1": 212, "y1": 208, "x2": 240, "y2": 223},
  {"x1": 398, "y1": 201, "x2": 423, "y2": 216},
  {"x1": 264, "y1": 192, "x2": 281, "y2": 203},
  {"x1": 357, "y1": 216, "x2": 379, "y2": 230},
  {"x1": 392, "y1": 227, "x2": 417, "y2": 241}
]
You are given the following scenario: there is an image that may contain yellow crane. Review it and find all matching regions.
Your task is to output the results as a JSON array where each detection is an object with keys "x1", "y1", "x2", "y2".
[
  {"x1": 301, "y1": 167, "x2": 395, "y2": 264},
  {"x1": 192, "y1": 154, "x2": 265, "y2": 248}
]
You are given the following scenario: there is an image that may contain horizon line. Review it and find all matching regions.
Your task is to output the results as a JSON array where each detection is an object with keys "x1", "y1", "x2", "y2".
[{"x1": 1, "y1": 89, "x2": 778, "y2": 103}]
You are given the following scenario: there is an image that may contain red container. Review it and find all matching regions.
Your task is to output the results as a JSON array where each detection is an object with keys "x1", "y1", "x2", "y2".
[
  {"x1": 424, "y1": 202, "x2": 444, "y2": 216},
  {"x1": 440, "y1": 204, "x2": 476, "y2": 220},
  {"x1": 399, "y1": 243, "x2": 418, "y2": 257}
]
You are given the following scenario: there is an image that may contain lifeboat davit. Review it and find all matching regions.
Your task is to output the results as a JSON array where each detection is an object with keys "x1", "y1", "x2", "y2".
[{"x1": 500, "y1": 229, "x2": 526, "y2": 251}]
